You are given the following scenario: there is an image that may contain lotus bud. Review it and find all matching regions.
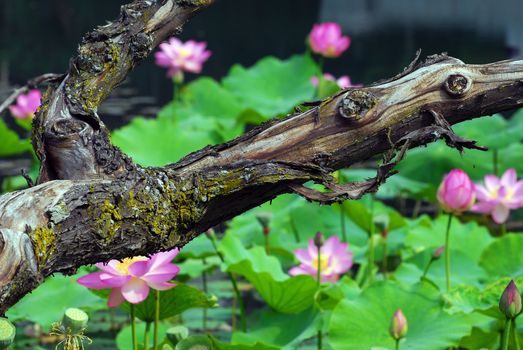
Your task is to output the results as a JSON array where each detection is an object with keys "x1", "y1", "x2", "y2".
[
  {"x1": 432, "y1": 246, "x2": 445, "y2": 260},
  {"x1": 62, "y1": 308, "x2": 88, "y2": 334},
  {"x1": 499, "y1": 280, "x2": 522, "y2": 319},
  {"x1": 0, "y1": 318, "x2": 16, "y2": 350},
  {"x1": 389, "y1": 308, "x2": 408, "y2": 340},
  {"x1": 313, "y1": 231, "x2": 325, "y2": 248},
  {"x1": 437, "y1": 169, "x2": 475, "y2": 215},
  {"x1": 166, "y1": 325, "x2": 189, "y2": 346}
]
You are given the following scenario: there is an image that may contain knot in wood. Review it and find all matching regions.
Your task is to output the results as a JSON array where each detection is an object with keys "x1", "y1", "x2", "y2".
[
  {"x1": 444, "y1": 74, "x2": 471, "y2": 97},
  {"x1": 338, "y1": 90, "x2": 376, "y2": 121},
  {"x1": 50, "y1": 119, "x2": 87, "y2": 138}
]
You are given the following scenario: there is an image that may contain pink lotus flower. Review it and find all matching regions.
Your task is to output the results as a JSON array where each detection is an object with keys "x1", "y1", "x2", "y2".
[
  {"x1": 437, "y1": 169, "x2": 476, "y2": 215},
  {"x1": 154, "y1": 37, "x2": 211, "y2": 77},
  {"x1": 389, "y1": 309, "x2": 408, "y2": 340},
  {"x1": 311, "y1": 73, "x2": 362, "y2": 89},
  {"x1": 9, "y1": 89, "x2": 41, "y2": 119},
  {"x1": 78, "y1": 249, "x2": 180, "y2": 307},
  {"x1": 289, "y1": 235, "x2": 352, "y2": 283},
  {"x1": 471, "y1": 169, "x2": 523, "y2": 224},
  {"x1": 309, "y1": 22, "x2": 350, "y2": 58}
]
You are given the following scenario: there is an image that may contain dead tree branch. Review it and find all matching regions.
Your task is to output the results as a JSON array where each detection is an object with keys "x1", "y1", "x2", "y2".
[{"x1": 0, "y1": 0, "x2": 523, "y2": 314}]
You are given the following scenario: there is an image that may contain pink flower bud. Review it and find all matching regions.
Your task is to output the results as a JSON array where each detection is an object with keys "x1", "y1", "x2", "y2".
[
  {"x1": 437, "y1": 169, "x2": 475, "y2": 215},
  {"x1": 308, "y1": 22, "x2": 350, "y2": 58},
  {"x1": 389, "y1": 308, "x2": 408, "y2": 340},
  {"x1": 314, "y1": 231, "x2": 325, "y2": 248},
  {"x1": 432, "y1": 246, "x2": 445, "y2": 259},
  {"x1": 499, "y1": 280, "x2": 522, "y2": 319}
]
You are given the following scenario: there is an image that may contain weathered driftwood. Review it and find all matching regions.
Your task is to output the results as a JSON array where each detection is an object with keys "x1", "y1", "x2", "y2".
[{"x1": 1, "y1": 0, "x2": 523, "y2": 314}]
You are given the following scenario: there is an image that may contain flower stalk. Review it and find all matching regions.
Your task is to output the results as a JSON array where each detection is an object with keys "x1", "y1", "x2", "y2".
[
  {"x1": 202, "y1": 257, "x2": 208, "y2": 332},
  {"x1": 367, "y1": 195, "x2": 375, "y2": 285},
  {"x1": 315, "y1": 232, "x2": 324, "y2": 350},
  {"x1": 206, "y1": 230, "x2": 247, "y2": 331},
  {"x1": 131, "y1": 304, "x2": 137, "y2": 350},
  {"x1": 144, "y1": 322, "x2": 151, "y2": 350},
  {"x1": 153, "y1": 290, "x2": 160, "y2": 350},
  {"x1": 444, "y1": 214, "x2": 453, "y2": 291},
  {"x1": 421, "y1": 246, "x2": 444, "y2": 279}
]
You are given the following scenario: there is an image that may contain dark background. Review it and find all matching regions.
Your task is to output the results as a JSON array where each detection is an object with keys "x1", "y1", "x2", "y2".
[{"x1": 1, "y1": 0, "x2": 521, "y2": 119}]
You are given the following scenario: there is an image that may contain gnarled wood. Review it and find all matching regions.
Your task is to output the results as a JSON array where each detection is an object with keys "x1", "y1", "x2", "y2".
[{"x1": 1, "y1": 0, "x2": 523, "y2": 315}]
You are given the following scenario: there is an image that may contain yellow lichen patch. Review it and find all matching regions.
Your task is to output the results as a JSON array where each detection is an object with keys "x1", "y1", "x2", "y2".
[
  {"x1": 95, "y1": 199, "x2": 123, "y2": 244},
  {"x1": 31, "y1": 226, "x2": 56, "y2": 271}
]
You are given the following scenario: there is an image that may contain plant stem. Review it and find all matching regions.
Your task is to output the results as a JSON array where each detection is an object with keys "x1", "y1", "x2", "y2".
[
  {"x1": 153, "y1": 290, "x2": 160, "y2": 350},
  {"x1": 202, "y1": 258, "x2": 208, "y2": 332},
  {"x1": 316, "y1": 243, "x2": 322, "y2": 350},
  {"x1": 412, "y1": 200, "x2": 421, "y2": 218},
  {"x1": 144, "y1": 321, "x2": 151, "y2": 350},
  {"x1": 493, "y1": 149, "x2": 499, "y2": 176},
  {"x1": 395, "y1": 339, "x2": 400, "y2": 350},
  {"x1": 382, "y1": 236, "x2": 389, "y2": 278},
  {"x1": 130, "y1": 304, "x2": 137, "y2": 350},
  {"x1": 501, "y1": 223, "x2": 507, "y2": 236},
  {"x1": 367, "y1": 196, "x2": 375, "y2": 284},
  {"x1": 339, "y1": 203, "x2": 347, "y2": 243},
  {"x1": 290, "y1": 217, "x2": 301, "y2": 243},
  {"x1": 264, "y1": 233, "x2": 270, "y2": 255},
  {"x1": 421, "y1": 258, "x2": 434, "y2": 279},
  {"x1": 206, "y1": 231, "x2": 247, "y2": 331},
  {"x1": 513, "y1": 318, "x2": 521, "y2": 350},
  {"x1": 229, "y1": 272, "x2": 246, "y2": 331},
  {"x1": 337, "y1": 171, "x2": 348, "y2": 243},
  {"x1": 502, "y1": 317, "x2": 512, "y2": 350},
  {"x1": 444, "y1": 214, "x2": 453, "y2": 292}
]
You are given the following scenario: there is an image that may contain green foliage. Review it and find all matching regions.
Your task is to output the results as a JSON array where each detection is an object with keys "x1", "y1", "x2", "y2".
[
  {"x1": 219, "y1": 233, "x2": 318, "y2": 314},
  {"x1": 222, "y1": 55, "x2": 319, "y2": 119},
  {"x1": 5, "y1": 40, "x2": 523, "y2": 350},
  {"x1": 231, "y1": 308, "x2": 318, "y2": 349},
  {"x1": 116, "y1": 322, "x2": 168, "y2": 350},
  {"x1": 329, "y1": 281, "x2": 473, "y2": 350},
  {"x1": 479, "y1": 234, "x2": 523, "y2": 279},
  {"x1": 6, "y1": 271, "x2": 105, "y2": 329},
  {"x1": 92, "y1": 282, "x2": 217, "y2": 322},
  {"x1": 0, "y1": 118, "x2": 31, "y2": 156}
]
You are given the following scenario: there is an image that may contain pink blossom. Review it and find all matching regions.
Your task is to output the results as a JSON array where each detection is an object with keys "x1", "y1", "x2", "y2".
[
  {"x1": 437, "y1": 169, "x2": 476, "y2": 215},
  {"x1": 154, "y1": 37, "x2": 211, "y2": 77},
  {"x1": 471, "y1": 169, "x2": 523, "y2": 224},
  {"x1": 289, "y1": 235, "x2": 352, "y2": 283},
  {"x1": 311, "y1": 73, "x2": 362, "y2": 89},
  {"x1": 9, "y1": 89, "x2": 41, "y2": 119},
  {"x1": 78, "y1": 249, "x2": 180, "y2": 307},
  {"x1": 309, "y1": 22, "x2": 350, "y2": 58},
  {"x1": 389, "y1": 309, "x2": 408, "y2": 340}
]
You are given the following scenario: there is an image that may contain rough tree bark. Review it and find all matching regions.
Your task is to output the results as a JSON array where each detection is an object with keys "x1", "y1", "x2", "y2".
[{"x1": 1, "y1": 0, "x2": 523, "y2": 314}]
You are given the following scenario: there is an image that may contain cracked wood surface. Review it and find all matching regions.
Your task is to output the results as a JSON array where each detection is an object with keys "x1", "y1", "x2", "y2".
[{"x1": 0, "y1": 0, "x2": 523, "y2": 314}]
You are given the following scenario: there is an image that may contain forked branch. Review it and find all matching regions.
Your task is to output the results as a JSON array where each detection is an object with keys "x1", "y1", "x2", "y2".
[{"x1": 0, "y1": 0, "x2": 523, "y2": 314}]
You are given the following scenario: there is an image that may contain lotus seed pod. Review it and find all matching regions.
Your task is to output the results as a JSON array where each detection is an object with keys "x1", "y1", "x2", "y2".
[
  {"x1": 175, "y1": 335, "x2": 212, "y2": 350},
  {"x1": 166, "y1": 325, "x2": 189, "y2": 346},
  {"x1": 62, "y1": 308, "x2": 89, "y2": 334},
  {"x1": 0, "y1": 318, "x2": 16, "y2": 350}
]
